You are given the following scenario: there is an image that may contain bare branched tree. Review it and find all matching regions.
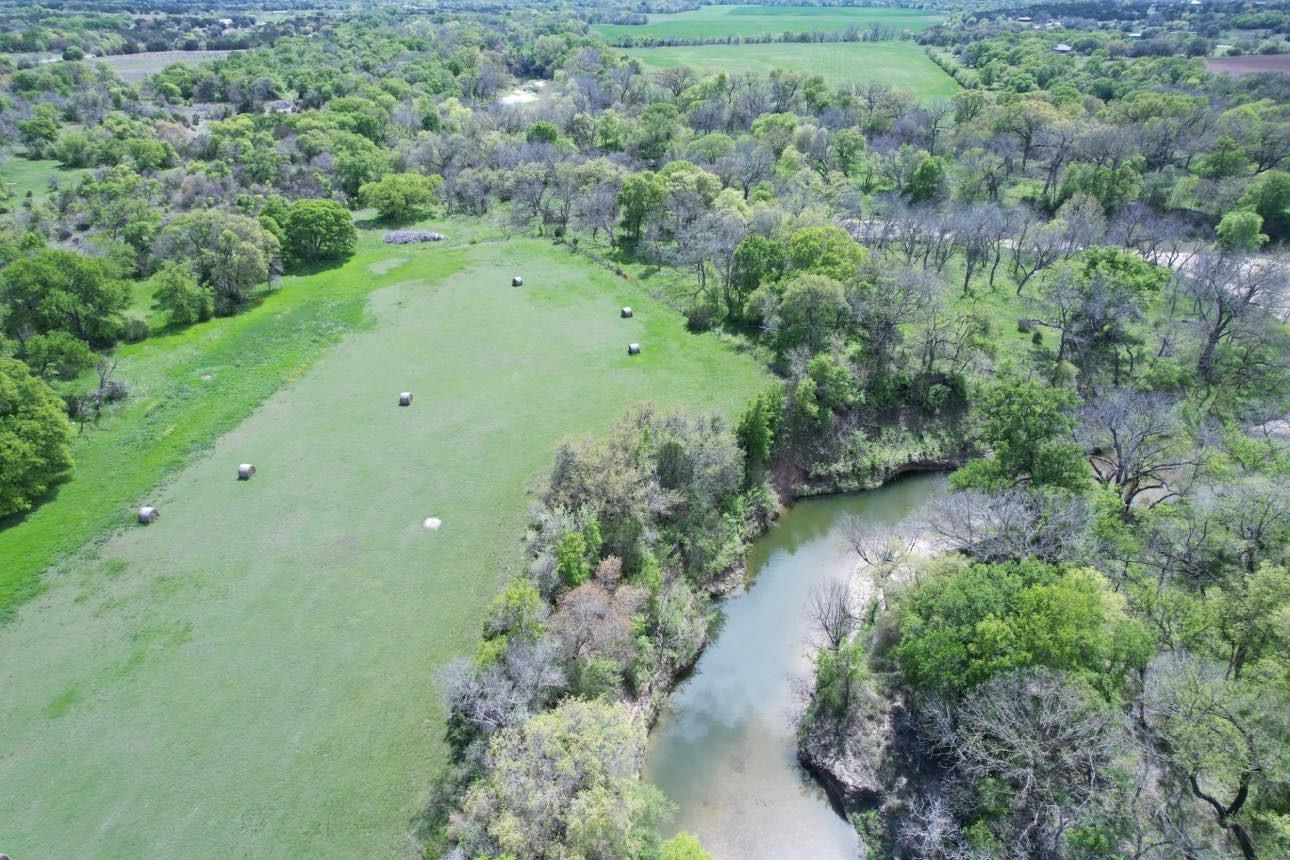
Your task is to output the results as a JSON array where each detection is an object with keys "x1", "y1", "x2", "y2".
[
  {"x1": 922, "y1": 488, "x2": 1088, "y2": 563},
  {"x1": 805, "y1": 579, "x2": 859, "y2": 651},
  {"x1": 1076, "y1": 389, "x2": 1195, "y2": 512}
]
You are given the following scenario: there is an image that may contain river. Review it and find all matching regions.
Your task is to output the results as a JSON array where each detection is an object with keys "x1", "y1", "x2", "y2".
[{"x1": 644, "y1": 473, "x2": 945, "y2": 859}]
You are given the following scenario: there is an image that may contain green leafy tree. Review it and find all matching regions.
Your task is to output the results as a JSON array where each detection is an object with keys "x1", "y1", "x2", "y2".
[
  {"x1": 1216, "y1": 209, "x2": 1269, "y2": 251},
  {"x1": 636, "y1": 102, "x2": 680, "y2": 162},
  {"x1": 17, "y1": 103, "x2": 60, "y2": 157},
  {"x1": 280, "y1": 199, "x2": 357, "y2": 265},
  {"x1": 618, "y1": 171, "x2": 665, "y2": 242},
  {"x1": 556, "y1": 529, "x2": 591, "y2": 586},
  {"x1": 19, "y1": 330, "x2": 95, "y2": 380},
  {"x1": 906, "y1": 155, "x2": 947, "y2": 203},
  {"x1": 1237, "y1": 169, "x2": 1290, "y2": 238},
  {"x1": 786, "y1": 226, "x2": 867, "y2": 283},
  {"x1": 358, "y1": 172, "x2": 443, "y2": 222},
  {"x1": 0, "y1": 247, "x2": 128, "y2": 347},
  {"x1": 455, "y1": 700, "x2": 669, "y2": 859},
  {"x1": 729, "y1": 234, "x2": 786, "y2": 318},
  {"x1": 773, "y1": 273, "x2": 850, "y2": 353},
  {"x1": 660, "y1": 831, "x2": 713, "y2": 860},
  {"x1": 154, "y1": 210, "x2": 279, "y2": 316},
  {"x1": 151, "y1": 261, "x2": 213, "y2": 327},
  {"x1": 951, "y1": 377, "x2": 1086, "y2": 492},
  {"x1": 525, "y1": 120, "x2": 559, "y2": 144},
  {"x1": 896, "y1": 558, "x2": 1151, "y2": 697},
  {"x1": 736, "y1": 387, "x2": 784, "y2": 481},
  {"x1": 0, "y1": 357, "x2": 74, "y2": 517}
]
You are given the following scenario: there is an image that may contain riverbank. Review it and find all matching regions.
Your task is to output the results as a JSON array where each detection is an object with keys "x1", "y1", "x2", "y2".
[{"x1": 645, "y1": 475, "x2": 944, "y2": 857}]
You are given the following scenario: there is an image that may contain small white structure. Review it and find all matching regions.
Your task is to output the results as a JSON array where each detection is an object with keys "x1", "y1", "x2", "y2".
[
  {"x1": 512, "y1": 276, "x2": 524, "y2": 287},
  {"x1": 238, "y1": 463, "x2": 256, "y2": 480},
  {"x1": 627, "y1": 343, "x2": 641, "y2": 355},
  {"x1": 399, "y1": 392, "x2": 413, "y2": 406},
  {"x1": 1053, "y1": 43, "x2": 1073, "y2": 53},
  {"x1": 621, "y1": 307, "x2": 633, "y2": 318},
  {"x1": 138, "y1": 506, "x2": 160, "y2": 524}
]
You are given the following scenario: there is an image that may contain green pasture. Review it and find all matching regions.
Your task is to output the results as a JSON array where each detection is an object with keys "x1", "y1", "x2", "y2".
[
  {"x1": 623, "y1": 41, "x2": 960, "y2": 96},
  {"x1": 593, "y1": 5, "x2": 944, "y2": 42},
  {"x1": 92, "y1": 50, "x2": 232, "y2": 81},
  {"x1": 0, "y1": 157, "x2": 88, "y2": 205},
  {"x1": 0, "y1": 233, "x2": 768, "y2": 856}
]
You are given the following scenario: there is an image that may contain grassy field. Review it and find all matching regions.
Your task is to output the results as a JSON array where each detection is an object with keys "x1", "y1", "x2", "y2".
[
  {"x1": 593, "y1": 4, "x2": 944, "y2": 42},
  {"x1": 0, "y1": 157, "x2": 89, "y2": 204},
  {"x1": 0, "y1": 230, "x2": 769, "y2": 856},
  {"x1": 93, "y1": 50, "x2": 232, "y2": 81},
  {"x1": 622, "y1": 41, "x2": 959, "y2": 96}
]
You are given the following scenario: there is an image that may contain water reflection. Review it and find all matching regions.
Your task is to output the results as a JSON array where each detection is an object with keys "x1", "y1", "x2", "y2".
[{"x1": 644, "y1": 474, "x2": 945, "y2": 860}]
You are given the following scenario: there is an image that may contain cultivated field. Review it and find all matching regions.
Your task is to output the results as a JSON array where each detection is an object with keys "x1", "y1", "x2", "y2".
[
  {"x1": 0, "y1": 233, "x2": 768, "y2": 856},
  {"x1": 623, "y1": 41, "x2": 960, "y2": 96},
  {"x1": 593, "y1": 4, "x2": 944, "y2": 42},
  {"x1": 93, "y1": 49, "x2": 232, "y2": 81},
  {"x1": 1206, "y1": 54, "x2": 1290, "y2": 76}
]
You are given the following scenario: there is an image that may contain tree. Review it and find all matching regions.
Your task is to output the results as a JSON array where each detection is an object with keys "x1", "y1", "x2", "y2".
[
  {"x1": 922, "y1": 669, "x2": 1133, "y2": 855},
  {"x1": 1215, "y1": 209, "x2": 1269, "y2": 251},
  {"x1": 359, "y1": 172, "x2": 443, "y2": 222},
  {"x1": 617, "y1": 171, "x2": 665, "y2": 243},
  {"x1": 280, "y1": 199, "x2": 357, "y2": 265},
  {"x1": 772, "y1": 273, "x2": 849, "y2": 353},
  {"x1": 729, "y1": 234, "x2": 786, "y2": 318},
  {"x1": 660, "y1": 831, "x2": 712, "y2": 860},
  {"x1": 0, "y1": 247, "x2": 128, "y2": 347},
  {"x1": 0, "y1": 357, "x2": 75, "y2": 517},
  {"x1": 18, "y1": 331, "x2": 95, "y2": 380},
  {"x1": 454, "y1": 700, "x2": 669, "y2": 859},
  {"x1": 151, "y1": 260, "x2": 213, "y2": 327},
  {"x1": 1144, "y1": 653, "x2": 1290, "y2": 859},
  {"x1": 154, "y1": 210, "x2": 280, "y2": 316},
  {"x1": 785, "y1": 225, "x2": 866, "y2": 283},
  {"x1": 1237, "y1": 169, "x2": 1290, "y2": 238},
  {"x1": 895, "y1": 558, "x2": 1150, "y2": 697},
  {"x1": 906, "y1": 155, "x2": 946, "y2": 203},
  {"x1": 735, "y1": 387, "x2": 783, "y2": 481},
  {"x1": 525, "y1": 120, "x2": 559, "y2": 144},
  {"x1": 951, "y1": 377, "x2": 1087, "y2": 493},
  {"x1": 1076, "y1": 389, "x2": 1192, "y2": 513},
  {"x1": 18, "y1": 103, "x2": 60, "y2": 158}
]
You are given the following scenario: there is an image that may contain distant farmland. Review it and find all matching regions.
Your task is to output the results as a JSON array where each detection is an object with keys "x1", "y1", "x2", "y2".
[
  {"x1": 94, "y1": 50, "x2": 232, "y2": 81},
  {"x1": 593, "y1": 4, "x2": 944, "y2": 43},
  {"x1": 623, "y1": 41, "x2": 959, "y2": 97},
  {"x1": 1206, "y1": 54, "x2": 1290, "y2": 76}
]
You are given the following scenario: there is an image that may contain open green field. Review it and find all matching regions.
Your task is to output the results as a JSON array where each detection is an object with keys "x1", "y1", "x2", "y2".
[
  {"x1": 623, "y1": 41, "x2": 960, "y2": 96},
  {"x1": 0, "y1": 157, "x2": 89, "y2": 204},
  {"x1": 0, "y1": 232, "x2": 768, "y2": 856},
  {"x1": 93, "y1": 50, "x2": 232, "y2": 81},
  {"x1": 592, "y1": 5, "x2": 944, "y2": 42}
]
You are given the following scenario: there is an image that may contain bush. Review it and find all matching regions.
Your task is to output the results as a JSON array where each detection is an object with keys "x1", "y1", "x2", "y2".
[{"x1": 122, "y1": 318, "x2": 149, "y2": 343}]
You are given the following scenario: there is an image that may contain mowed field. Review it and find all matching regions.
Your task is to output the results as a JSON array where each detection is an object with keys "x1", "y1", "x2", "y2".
[
  {"x1": 623, "y1": 41, "x2": 960, "y2": 96},
  {"x1": 93, "y1": 50, "x2": 232, "y2": 81},
  {"x1": 0, "y1": 234, "x2": 768, "y2": 856},
  {"x1": 0, "y1": 157, "x2": 89, "y2": 203},
  {"x1": 593, "y1": 4, "x2": 944, "y2": 42}
]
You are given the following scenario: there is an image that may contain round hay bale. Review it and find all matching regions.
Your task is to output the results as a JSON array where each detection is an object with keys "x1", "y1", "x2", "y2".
[
  {"x1": 621, "y1": 307, "x2": 633, "y2": 318},
  {"x1": 138, "y1": 506, "x2": 159, "y2": 524},
  {"x1": 399, "y1": 392, "x2": 413, "y2": 406},
  {"x1": 238, "y1": 463, "x2": 256, "y2": 480},
  {"x1": 627, "y1": 343, "x2": 641, "y2": 355},
  {"x1": 512, "y1": 276, "x2": 523, "y2": 287}
]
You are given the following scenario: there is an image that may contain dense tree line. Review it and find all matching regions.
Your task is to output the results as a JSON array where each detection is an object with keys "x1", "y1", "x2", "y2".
[{"x1": 0, "y1": 1, "x2": 1286, "y2": 855}]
